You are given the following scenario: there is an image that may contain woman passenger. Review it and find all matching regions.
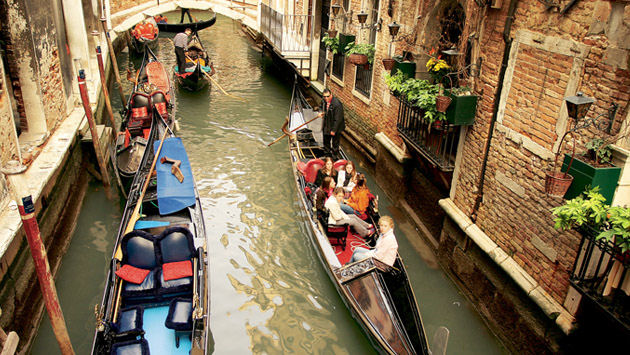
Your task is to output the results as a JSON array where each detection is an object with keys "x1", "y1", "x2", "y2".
[
  {"x1": 347, "y1": 174, "x2": 371, "y2": 215},
  {"x1": 315, "y1": 176, "x2": 336, "y2": 213},
  {"x1": 337, "y1": 161, "x2": 357, "y2": 194},
  {"x1": 314, "y1": 157, "x2": 337, "y2": 188},
  {"x1": 325, "y1": 187, "x2": 374, "y2": 237}
]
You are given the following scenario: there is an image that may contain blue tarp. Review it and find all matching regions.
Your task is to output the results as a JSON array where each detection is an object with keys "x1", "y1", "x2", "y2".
[
  {"x1": 154, "y1": 137, "x2": 195, "y2": 215},
  {"x1": 134, "y1": 220, "x2": 170, "y2": 230}
]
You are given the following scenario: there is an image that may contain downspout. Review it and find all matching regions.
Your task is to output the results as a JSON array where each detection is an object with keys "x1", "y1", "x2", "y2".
[{"x1": 470, "y1": 0, "x2": 519, "y2": 222}]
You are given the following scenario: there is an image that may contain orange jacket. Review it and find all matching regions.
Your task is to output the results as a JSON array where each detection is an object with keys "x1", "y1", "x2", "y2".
[{"x1": 347, "y1": 187, "x2": 370, "y2": 213}]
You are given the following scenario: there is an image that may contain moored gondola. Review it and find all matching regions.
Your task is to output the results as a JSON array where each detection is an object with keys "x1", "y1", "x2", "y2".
[
  {"x1": 129, "y1": 17, "x2": 159, "y2": 54},
  {"x1": 92, "y1": 111, "x2": 210, "y2": 354},
  {"x1": 284, "y1": 83, "x2": 431, "y2": 354},
  {"x1": 155, "y1": 8, "x2": 217, "y2": 33},
  {"x1": 116, "y1": 46, "x2": 175, "y2": 193},
  {"x1": 174, "y1": 32, "x2": 215, "y2": 91}
]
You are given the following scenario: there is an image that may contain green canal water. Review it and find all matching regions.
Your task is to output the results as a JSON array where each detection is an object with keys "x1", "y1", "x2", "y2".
[{"x1": 32, "y1": 14, "x2": 505, "y2": 354}]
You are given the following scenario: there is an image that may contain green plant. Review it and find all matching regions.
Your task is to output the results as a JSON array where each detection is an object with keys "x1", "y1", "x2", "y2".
[
  {"x1": 448, "y1": 86, "x2": 473, "y2": 96},
  {"x1": 585, "y1": 138, "x2": 613, "y2": 165},
  {"x1": 322, "y1": 34, "x2": 340, "y2": 54},
  {"x1": 401, "y1": 78, "x2": 446, "y2": 124},
  {"x1": 384, "y1": 71, "x2": 405, "y2": 95},
  {"x1": 552, "y1": 187, "x2": 630, "y2": 253},
  {"x1": 344, "y1": 42, "x2": 375, "y2": 64}
]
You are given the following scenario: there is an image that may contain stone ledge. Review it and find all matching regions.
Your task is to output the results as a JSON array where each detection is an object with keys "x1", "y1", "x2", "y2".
[
  {"x1": 374, "y1": 132, "x2": 409, "y2": 164},
  {"x1": 439, "y1": 197, "x2": 577, "y2": 335}
]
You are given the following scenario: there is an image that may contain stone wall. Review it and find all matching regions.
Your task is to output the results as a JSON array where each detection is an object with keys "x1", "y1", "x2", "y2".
[{"x1": 110, "y1": 0, "x2": 150, "y2": 14}]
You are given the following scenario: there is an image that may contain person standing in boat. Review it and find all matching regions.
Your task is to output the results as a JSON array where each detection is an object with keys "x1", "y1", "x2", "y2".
[
  {"x1": 318, "y1": 89, "x2": 345, "y2": 159},
  {"x1": 174, "y1": 28, "x2": 192, "y2": 74},
  {"x1": 325, "y1": 187, "x2": 373, "y2": 238},
  {"x1": 348, "y1": 215, "x2": 398, "y2": 267}
]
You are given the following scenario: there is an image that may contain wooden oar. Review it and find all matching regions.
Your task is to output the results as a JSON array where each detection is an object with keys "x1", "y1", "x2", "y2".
[
  {"x1": 187, "y1": 54, "x2": 246, "y2": 101},
  {"x1": 112, "y1": 126, "x2": 170, "y2": 322},
  {"x1": 267, "y1": 114, "x2": 323, "y2": 147}
]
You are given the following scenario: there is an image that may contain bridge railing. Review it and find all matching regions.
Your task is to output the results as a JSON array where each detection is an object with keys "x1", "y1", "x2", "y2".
[{"x1": 260, "y1": 4, "x2": 313, "y2": 54}]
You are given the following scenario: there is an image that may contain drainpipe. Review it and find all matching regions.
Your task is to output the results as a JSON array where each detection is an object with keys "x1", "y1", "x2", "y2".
[{"x1": 470, "y1": 0, "x2": 519, "y2": 222}]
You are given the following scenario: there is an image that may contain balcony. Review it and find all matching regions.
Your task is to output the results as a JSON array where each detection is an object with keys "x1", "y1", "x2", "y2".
[
  {"x1": 570, "y1": 227, "x2": 630, "y2": 331},
  {"x1": 260, "y1": 4, "x2": 313, "y2": 77},
  {"x1": 396, "y1": 98, "x2": 460, "y2": 172}
]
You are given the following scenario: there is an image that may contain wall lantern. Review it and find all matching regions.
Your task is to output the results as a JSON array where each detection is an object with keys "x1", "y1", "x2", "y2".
[
  {"x1": 564, "y1": 92, "x2": 595, "y2": 120},
  {"x1": 331, "y1": 4, "x2": 341, "y2": 17},
  {"x1": 357, "y1": 11, "x2": 368, "y2": 24},
  {"x1": 387, "y1": 21, "x2": 400, "y2": 37}
]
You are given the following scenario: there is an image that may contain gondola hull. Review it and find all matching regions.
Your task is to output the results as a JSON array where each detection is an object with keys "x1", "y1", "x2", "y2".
[
  {"x1": 286, "y1": 85, "x2": 430, "y2": 354},
  {"x1": 175, "y1": 63, "x2": 210, "y2": 91},
  {"x1": 157, "y1": 13, "x2": 216, "y2": 33}
]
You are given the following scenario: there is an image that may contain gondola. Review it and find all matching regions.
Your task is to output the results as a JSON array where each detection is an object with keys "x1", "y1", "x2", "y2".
[
  {"x1": 92, "y1": 110, "x2": 210, "y2": 354},
  {"x1": 155, "y1": 8, "x2": 217, "y2": 33},
  {"x1": 284, "y1": 83, "x2": 431, "y2": 354},
  {"x1": 116, "y1": 46, "x2": 175, "y2": 193},
  {"x1": 129, "y1": 17, "x2": 159, "y2": 54},
  {"x1": 174, "y1": 32, "x2": 215, "y2": 91}
]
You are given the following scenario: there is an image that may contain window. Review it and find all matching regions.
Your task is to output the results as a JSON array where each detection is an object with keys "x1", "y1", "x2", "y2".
[
  {"x1": 332, "y1": 52, "x2": 344, "y2": 80},
  {"x1": 353, "y1": 0, "x2": 379, "y2": 98}
]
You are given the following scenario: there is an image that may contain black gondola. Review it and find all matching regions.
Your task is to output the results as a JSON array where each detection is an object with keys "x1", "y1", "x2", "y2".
[
  {"x1": 284, "y1": 83, "x2": 431, "y2": 354},
  {"x1": 155, "y1": 9, "x2": 217, "y2": 33},
  {"x1": 174, "y1": 32, "x2": 215, "y2": 91},
  {"x1": 92, "y1": 111, "x2": 210, "y2": 354},
  {"x1": 116, "y1": 46, "x2": 175, "y2": 193},
  {"x1": 129, "y1": 17, "x2": 159, "y2": 54}
]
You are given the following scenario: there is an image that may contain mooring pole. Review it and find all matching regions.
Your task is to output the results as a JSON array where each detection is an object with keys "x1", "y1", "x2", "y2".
[
  {"x1": 95, "y1": 46, "x2": 118, "y2": 136},
  {"x1": 16, "y1": 195, "x2": 75, "y2": 355},
  {"x1": 100, "y1": 17, "x2": 126, "y2": 104},
  {"x1": 78, "y1": 69, "x2": 113, "y2": 200}
]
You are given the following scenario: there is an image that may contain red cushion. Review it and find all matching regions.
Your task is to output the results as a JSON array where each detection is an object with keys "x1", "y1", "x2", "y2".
[
  {"x1": 333, "y1": 159, "x2": 347, "y2": 171},
  {"x1": 162, "y1": 260, "x2": 193, "y2": 281},
  {"x1": 297, "y1": 161, "x2": 307, "y2": 175},
  {"x1": 116, "y1": 264, "x2": 150, "y2": 284},
  {"x1": 328, "y1": 226, "x2": 346, "y2": 233}
]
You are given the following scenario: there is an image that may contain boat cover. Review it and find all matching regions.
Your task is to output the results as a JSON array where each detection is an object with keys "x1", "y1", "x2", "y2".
[{"x1": 154, "y1": 138, "x2": 195, "y2": 215}]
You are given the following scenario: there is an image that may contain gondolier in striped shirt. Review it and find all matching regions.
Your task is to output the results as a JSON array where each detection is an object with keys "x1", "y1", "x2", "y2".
[{"x1": 174, "y1": 28, "x2": 192, "y2": 74}]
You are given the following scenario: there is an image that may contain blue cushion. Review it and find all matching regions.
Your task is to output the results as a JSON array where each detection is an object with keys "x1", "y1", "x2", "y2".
[
  {"x1": 110, "y1": 338, "x2": 150, "y2": 355},
  {"x1": 121, "y1": 231, "x2": 158, "y2": 269},
  {"x1": 157, "y1": 227, "x2": 195, "y2": 263},
  {"x1": 122, "y1": 269, "x2": 157, "y2": 298},
  {"x1": 164, "y1": 298, "x2": 193, "y2": 331},
  {"x1": 158, "y1": 269, "x2": 192, "y2": 295},
  {"x1": 114, "y1": 306, "x2": 143, "y2": 336}
]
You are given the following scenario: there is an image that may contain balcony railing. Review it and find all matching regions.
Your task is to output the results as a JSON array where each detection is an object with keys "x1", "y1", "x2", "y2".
[
  {"x1": 570, "y1": 227, "x2": 630, "y2": 331},
  {"x1": 355, "y1": 64, "x2": 373, "y2": 97},
  {"x1": 396, "y1": 98, "x2": 460, "y2": 171},
  {"x1": 260, "y1": 4, "x2": 313, "y2": 54}
]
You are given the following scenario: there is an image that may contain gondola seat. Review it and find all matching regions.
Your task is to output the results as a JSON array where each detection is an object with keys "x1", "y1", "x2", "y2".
[
  {"x1": 110, "y1": 338, "x2": 150, "y2": 355},
  {"x1": 128, "y1": 93, "x2": 152, "y2": 136},
  {"x1": 164, "y1": 298, "x2": 193, "y2": 348},
  {"x1": 303, "y1": 159, "x2": 325, "y2": 184},
  {"x1": 318, "y1": 209, "x2": 348, "y2": 250},
  {"x1": 112, "y1": 306, "x2": 144, "y2": 340},
  {"x1": 119, "y1": 231, "x2": 158, "y2": 300},
  {"x1": 156, "y1": 227, "x2": 195, "y2": 297},
  {"x1": 151, "y1": 91, "x2": 169, "y2": 122},
  {"x1": 333, "y1": 159, "x2": 347, "y2": 172}
]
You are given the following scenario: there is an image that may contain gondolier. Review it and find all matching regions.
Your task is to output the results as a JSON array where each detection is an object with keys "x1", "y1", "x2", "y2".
[
  {"x1": 318, "y1": 89, "x2": 345, "y2": 159},
  {"x1": 174, "y1": 28, "x2": 192, "y2": 74}
]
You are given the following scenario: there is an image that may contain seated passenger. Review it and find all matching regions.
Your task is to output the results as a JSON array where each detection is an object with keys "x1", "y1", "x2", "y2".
[
  {"x1": 347, "y1": 174, "x2": 371, "y2": 214},
  {"x1": 325, "y1": 187, "x2": 373, "y2": 237},
  {"x1": 348, "y1": 215, "x2": 398, "y2": 266},
  {"x1": 337, "y1": 161, "x2": 357, "y2": 194},
  {"x1": 315, "y1": 176, "x2": 335, "y2": 214},
  {"x1": 314, "y1": 157, "x2": 337, "y2": 188}
]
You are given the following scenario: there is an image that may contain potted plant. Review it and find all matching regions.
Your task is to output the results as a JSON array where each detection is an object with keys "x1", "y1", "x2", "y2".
[
  {"x1": 321, "y1": 34, "x2": 340, "y2": 54},
  {"x1": 384, "y1": 71, "x2": 406, "y2": 97},
  {"x1": 445, "y1": 86, "x2": 479, "y2": 125},
  {"x1": 561, "y1": 138, "x2": 622, "y2": 203},
  {"x1": 426, "y1": 51, "x2": 451, "y2": 113},
  {"x1": 327, "y1": 29, "x2": 338, "y2": 38},
  {"x1": 345, "y1": 42, "x2": 375, "y2": 66},
  {"x1": 382, "y1": 58, "x2": 395, "y2": 70},
  {"x1": 392, "y1": 55, "x2": 416, "y2": 79},
  {"x1": 401, "y1": 78, "x2": 446, "y2": 126}
]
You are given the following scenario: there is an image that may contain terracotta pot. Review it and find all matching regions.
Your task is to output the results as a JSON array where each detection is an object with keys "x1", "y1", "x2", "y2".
[
  {"x1": 349, "y1": 53, "x2": 368, "y2": 65},
  {"x1": 436, "y1": 95, "x2": 452, "y2": 113},
  {"x1": 327, "y1": 30, "x2": 337, "y2": 37},
  {"x1": 382, "y1": 58, "x2": 395, "y2": 70}
]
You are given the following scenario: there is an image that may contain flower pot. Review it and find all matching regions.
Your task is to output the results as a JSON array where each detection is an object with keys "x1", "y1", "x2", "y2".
[
  {"x1": 545, "y1": 171, "x2": 574, "y2": 198},
  {"x1": 392, "y1": 55, "x2": 416, "y2": 79},
  {"x1": 338, "y1": 33, "x2": 356, "y2": 53},
  {"x1": 327, "y1": 30, "x2": 337, "y2": 38},
  {"x1": 561, "y1": 154, "x2": 622, "y2": 203},
  {"x1": 445, "y1": 90, "x2": 478, "y2": 125},
  {"x1": 382, "y1": 58, "x2": 395, "y2": 70},
  {"x1": 349, "y1": 53, "x2": 368, "y2": 65},
  {"x1": 436, "y1": 95, "x2": 452, "y2": 113},
  {"x1": 432, "y1": 120, "x2": 445, "y2": 131}
]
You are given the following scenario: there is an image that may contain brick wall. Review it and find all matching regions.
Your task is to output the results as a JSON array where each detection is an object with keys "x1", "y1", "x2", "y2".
[{"x1": 451, "y1": 0, "x2": 630, "y2": 304}]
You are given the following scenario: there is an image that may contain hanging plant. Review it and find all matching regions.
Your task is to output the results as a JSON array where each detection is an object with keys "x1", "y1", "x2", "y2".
[
  {"x1": 345, "y1": 42, "x2": 375, "y2": 65},
  {"x1": 322, "y1": 34, "x2": 340, "y2": 54}
]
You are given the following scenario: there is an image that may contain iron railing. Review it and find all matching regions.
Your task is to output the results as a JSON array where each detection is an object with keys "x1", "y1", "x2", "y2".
[
  {"x1": 332, "y1": 52, "x2": 345, "y2": 80},
  {"x1": 260, "y1": 4, "x2": 313, "y2": 53},
  {"x1": 396, "y1": 98, "x2": 460, "y2": 171},
  {"x1": 570, "y1": 227, "x2": 630, "y2": 331}
]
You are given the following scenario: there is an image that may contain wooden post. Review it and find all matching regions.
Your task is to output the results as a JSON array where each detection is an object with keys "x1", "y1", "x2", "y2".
[
  {"x1": 17, "y1": 195, "x2": 74, "y2": 354},
  {"x1": 96, "y1": 46, "x2": 118, "y2": 136},
  {"x1": 100, "y1": 17, "x2": 126, "y2": 104},
  {"x1": 78, "y1": 69, "x2": 113, "y2": 200}
]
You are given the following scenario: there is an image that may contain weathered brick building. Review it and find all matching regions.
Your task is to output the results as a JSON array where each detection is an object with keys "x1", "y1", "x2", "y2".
[{"x1": 311, "y1": 0, "x2": 630, "y2": 352}]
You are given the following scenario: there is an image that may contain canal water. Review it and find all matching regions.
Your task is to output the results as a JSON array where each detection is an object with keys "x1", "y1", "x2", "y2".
[{"x1": 32, "y1": 14, "x2": 505, "y2": 354}]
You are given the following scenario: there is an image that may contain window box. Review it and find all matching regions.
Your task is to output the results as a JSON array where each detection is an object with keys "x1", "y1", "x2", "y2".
[
  {"x1": 392, "y1": 56, "x2": 415, "y2": 79},
  {"x1": 561, "y1": 154, "x2": 622, "y2": 203},
  {"x1": 445, "y1": 90, "x2": 478, "y2": 126},
  {"x1": 338, "y1": 33, "x2": 356, "y2": 54}
]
